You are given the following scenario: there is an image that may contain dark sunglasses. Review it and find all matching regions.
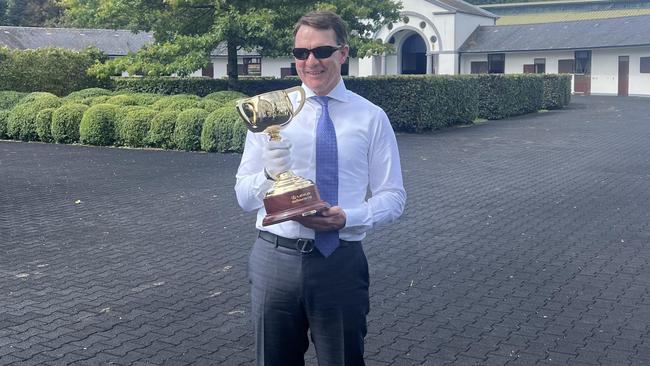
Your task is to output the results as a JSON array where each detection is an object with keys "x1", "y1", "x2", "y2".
[{"x1": 292, "y1": 45, "x2": 343, "y2": 60}]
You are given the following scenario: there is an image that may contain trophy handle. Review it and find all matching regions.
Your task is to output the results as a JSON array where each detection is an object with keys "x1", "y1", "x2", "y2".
[
  {"x1": 284, "y1": 86, "x2": 306, "y2": 118},
  {"x1": 236, "y1": 100, "x2": 256, "y2": 126}
]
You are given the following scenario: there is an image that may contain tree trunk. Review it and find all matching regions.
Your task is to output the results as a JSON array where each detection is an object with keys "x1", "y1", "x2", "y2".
[{"x1": 227, "y1": 41, "x2": 238, "y2": 90}]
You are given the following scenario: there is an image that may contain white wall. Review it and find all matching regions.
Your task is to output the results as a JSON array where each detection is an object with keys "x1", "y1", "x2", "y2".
[
  {"x1": 591, "y1": 47, "x2": 650, "y2": 96},
  {"x1": 261, "y1": 57, "x2": 293, "y2": 78},
  {"x1": 460, "y1": 47, "x2": 650, "y2": 96}
]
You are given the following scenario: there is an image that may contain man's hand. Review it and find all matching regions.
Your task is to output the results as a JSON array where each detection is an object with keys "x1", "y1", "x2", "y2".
[
  {"x1": 293, "y1": 206, "x2": 346, "y2": 231},
  {"x1": 263, "y1": 140, "x2": 292, "y2": 179}
]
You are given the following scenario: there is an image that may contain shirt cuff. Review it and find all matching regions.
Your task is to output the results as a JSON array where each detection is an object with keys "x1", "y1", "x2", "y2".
[{"x1": 342, "y1": 204, "x2": 372, "y2": 234}]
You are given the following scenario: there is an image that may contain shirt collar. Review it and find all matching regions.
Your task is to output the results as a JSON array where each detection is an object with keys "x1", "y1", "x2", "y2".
[{"x1": 301, "y1": 78, "x2": 350, "y2": 103}]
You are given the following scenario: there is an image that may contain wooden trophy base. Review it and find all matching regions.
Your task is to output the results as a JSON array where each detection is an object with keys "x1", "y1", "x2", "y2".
[{"x1": 262, "y1": 184, "x2": 329, "y2": 226}]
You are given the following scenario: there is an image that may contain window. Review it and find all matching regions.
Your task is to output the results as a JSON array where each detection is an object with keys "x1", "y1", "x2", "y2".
[
  {"x1": 574, "y1": 50, "x2": 591, "y2": 74},
  {"x1": 641, "y1": 57, "x2": 650, "y2": 73},
  {"x1": 534, "y1": 58, "x2": 546, "y2": 74},
  {"x1": 488, "y1": 53, "x2": 505, "y2": 74},
  {"x1": 558, "y1": 59, "x2": 574, "y2": 74},
  {"x1": 471, "y1": 61, "x2": 488, "y2": 74},
  {"x1": 241, "y1": 57, "x2": 261, "y2": 76}
]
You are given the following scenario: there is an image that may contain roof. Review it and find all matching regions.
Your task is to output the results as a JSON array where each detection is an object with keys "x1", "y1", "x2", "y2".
[
  {"x1": 0, "y1": 26, "x2": 260, "y2": 57},
  {"x1": 0, "y1": 26, "x2": 153, "y2": 56},
  {"x1": 459, "y1": 14, "x2": 650, "y2": 53},
  {"x1": 497, "y1": 8, "x2": 650, "y2": 24},
  {"x1": 429, "y1": 0, "x2": 499, "y2": 18}
]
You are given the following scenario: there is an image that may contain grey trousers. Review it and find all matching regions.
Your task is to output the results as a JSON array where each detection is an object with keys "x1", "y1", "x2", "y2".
[{"x1": 249, "y1": 235, "x2": 370, "y2": 366}]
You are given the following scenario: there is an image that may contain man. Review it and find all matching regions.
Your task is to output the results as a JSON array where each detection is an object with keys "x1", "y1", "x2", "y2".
[{"x1": 235, "y1": 10, "x2": 406, "y2": 366}]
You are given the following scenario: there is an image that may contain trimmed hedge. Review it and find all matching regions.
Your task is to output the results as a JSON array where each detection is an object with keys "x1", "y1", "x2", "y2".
[
  {"x1": 476, "y1": 74, "x2": 544, "y2": 120},
  {"x1": 51, "y1": 103, "x2": 89, "y2": 143},
  {"x1": 113, "y1": 77, "x2": 229, "y2": 96},
  {"x1": 0, "y1": 110, "x2": 9, "y2": 138},
  {"x1": 6, "y1": 94, "x2": 62, "y2": 140},
  {"x1": 79, "y1": 104, "x2": 119, "y2": 146},
  {"x1": 35, "y1": 108, "x2": 56, "y2": 142},
  {"x1": 174, "y1": 108, "x2": 208, "y2": 151},
  {"x1": 543, "y1": 74, "x2": 572, "y2": 109},
  {"x1": 147, "y1": 110, "x2": 178, "y2": 149},
  {"x1": 202, "y1": 107, "x2": 236, "y2": 152},
  {"x1": 204, "y1": 90, "x2": 248, "y2": 105},
  {"x1": 0, "y1": 91, "x2": 27, "y2": 110},
  {"x1": 152, "y1": 94, "x2": 201, "y2": 111},
  {"x1": 0, "y1": 47, "x2": 109, "y2": 96},
  {"x1": 115, "y1": 106, "x2": 157, "y2": 147}
]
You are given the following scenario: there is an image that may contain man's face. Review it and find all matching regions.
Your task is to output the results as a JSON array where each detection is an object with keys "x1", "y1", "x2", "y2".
[{"x1": 294, "y1": 25, "x2": 348, "y2": 96}]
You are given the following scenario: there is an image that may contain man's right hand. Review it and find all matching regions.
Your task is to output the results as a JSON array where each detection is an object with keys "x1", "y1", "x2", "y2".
[{"x1": 263, "y1": 139, "x2": 292, "y2": 179}]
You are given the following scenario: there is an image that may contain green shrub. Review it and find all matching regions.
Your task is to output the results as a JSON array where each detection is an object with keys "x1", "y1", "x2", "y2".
[
  {"x1": 0, "y1": 47, "x2": 109, "y2": 95},
  {"x1": 51, "y1": 103, "x2": 89, "y2": 143},
  {"x1": 79, "y1": 104, "x2": 119, "y2": 146},
  {"x1": 198, "y1": 99, "x2": 222, "y2": 113},
  {"x1": 174, "y1": 108, "x2": 208, "y2": 151},
  {"x1": 0, "y1": 91, "x2": 27, "y2": 109},
  {"x1": 35, "y1": 108, "x2": 56, "y2": 142},
  {"x1": 543, "y1": 74, "x2": 572, "y2": 109},
  {"x1": 146, "y1": 110, "x2": 178, "y2": 149},
  {"x1": 204, "y1": 90, "x2": 247, "y2": 105},
  {"x1": 89, "y1": 95, "x2": 113, "y2": 105},
  {"x1": 152, "y1": 94, "x2": 201, "y2": 111},
  {"x1": 106, "y1": 94, "x2": 143, "y2": 106},
  {"x1": 15, "y1": 92, "x2": 60, "y2": 106},
  {"x1": 476, "y1": 74, "x2": 544, "y2": 120},
  {"x1": 65, "y1": 88, "x2": 114, "y2": 99},
  {"x1": 0, "y1": 110, "x2": 9, "y2": 138},
  {"x1": 230, "y1": 115, "x2": 249, "y2": 153},
  {"x1": 6, "y1": 95, "x2": 62, "y2": 140},
  {"x1": 113, "y1": 77, "x2": 229, "y2": 96},
  {"x1": 115, "y1": 106, "x2": 157, "y2": 147},
  {"x1": 201, "y1": 106, "x2": 243, "y2": 152}
]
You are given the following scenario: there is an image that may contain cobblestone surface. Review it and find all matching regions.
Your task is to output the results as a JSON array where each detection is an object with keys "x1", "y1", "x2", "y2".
[{"x1": 1, "y1": 96, "x2": 649, "y2": 365}]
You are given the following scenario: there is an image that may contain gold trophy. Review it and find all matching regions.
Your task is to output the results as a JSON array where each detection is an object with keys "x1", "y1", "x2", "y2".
[{"x1": 236, "y1": 86, "x2": 329, "y2": 226}]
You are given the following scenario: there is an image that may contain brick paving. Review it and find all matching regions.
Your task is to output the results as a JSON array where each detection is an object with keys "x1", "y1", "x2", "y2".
[{"x1": 1, "y1": 95, "x2": 649, "y2": 365}]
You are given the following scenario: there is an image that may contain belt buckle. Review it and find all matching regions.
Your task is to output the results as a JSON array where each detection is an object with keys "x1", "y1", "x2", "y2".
[{"x1": 295, "y1": 238, "x2": 314, "y2": 254}]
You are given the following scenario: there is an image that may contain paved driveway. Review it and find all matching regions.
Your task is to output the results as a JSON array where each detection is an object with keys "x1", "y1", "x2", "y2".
[{"x1": 1, "y1": 96, "x2": 649, "y2": 365}]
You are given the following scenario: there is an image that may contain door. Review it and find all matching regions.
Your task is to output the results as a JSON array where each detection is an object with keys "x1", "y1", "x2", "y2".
[{"x1": 618, "y1": 56, "x2": 629, "y2": 96}]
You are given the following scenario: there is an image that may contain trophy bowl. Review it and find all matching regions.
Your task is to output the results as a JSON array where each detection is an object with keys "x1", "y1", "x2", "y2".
[{"x1": 235, "y1": 86, "x2": 329, "y2": 226}]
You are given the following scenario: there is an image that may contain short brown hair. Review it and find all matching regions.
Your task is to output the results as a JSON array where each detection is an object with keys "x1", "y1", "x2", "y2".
[{"x1": 293, "y1": 11, "x2": 349, "y2": 46}]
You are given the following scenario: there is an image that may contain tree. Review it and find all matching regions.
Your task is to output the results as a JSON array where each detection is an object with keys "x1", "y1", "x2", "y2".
[
  {"x1": 61, "y1": 0, "x2": 401, "y2": 88},
  {"x1": 3, "y1": 0, "x2": 62, "y2": 26}
]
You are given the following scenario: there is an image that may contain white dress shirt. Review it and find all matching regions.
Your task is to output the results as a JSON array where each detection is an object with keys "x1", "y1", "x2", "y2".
[{"x1": 234, "y1": 78, "x2": 406, "y2": 241}]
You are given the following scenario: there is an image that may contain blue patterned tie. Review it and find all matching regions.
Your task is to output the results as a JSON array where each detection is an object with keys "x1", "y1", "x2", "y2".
[{"x1": 314, "y1": 96, "x2": 339, "y2": 257}]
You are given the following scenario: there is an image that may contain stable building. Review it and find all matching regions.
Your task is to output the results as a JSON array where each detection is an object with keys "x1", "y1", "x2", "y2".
[{"x1": 1, "y1": 0, "x2": 650, "y2": 96}]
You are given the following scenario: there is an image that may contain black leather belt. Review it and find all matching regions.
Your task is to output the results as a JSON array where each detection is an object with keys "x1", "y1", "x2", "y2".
[{"x1": 258, "y1": 230, "x2": 360, "y2": 254}]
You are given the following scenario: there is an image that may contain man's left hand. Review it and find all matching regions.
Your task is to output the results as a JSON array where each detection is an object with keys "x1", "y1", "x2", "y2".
[{"x1": 294, "y1": 206, "x2": 346, "y2": 231}]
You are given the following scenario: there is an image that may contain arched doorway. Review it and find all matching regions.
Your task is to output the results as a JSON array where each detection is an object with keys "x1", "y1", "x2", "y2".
[{"x1": 401, "y1": 34, "x2": 426, "y2": 74}]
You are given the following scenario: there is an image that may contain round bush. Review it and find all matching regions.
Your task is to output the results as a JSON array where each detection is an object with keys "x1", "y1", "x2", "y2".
[
  {"x1": 230, "y1": 113, "x2": 248, "y2": 153},
  {"x1": 51, "y1": 103, "x2": 89, "y2": 143},
  {"x1": 89, "y1": 95, "x2": 113, "y2": 105},
  {"x1": 16, "y1": 92, "x2": 59, "y2": 106},
  {"x1": 201, "y1": 107, "x2": 242, "y2": 152},
  {"x1": 64, "y1": 88, "x2": 114, "y2": 105},
  {"x1": 198, "y1": 99, "x2": 222, "y2": 113},
  {"x1": 0, "y1": 110, "x2": 9, "y2": 138},
  {"x1": 105, "y1": 94, "x2": 142, "y2": 106},
  {"x1": 204, "y1": 90, "x2": 247, "y2": 105},
  {"x1": 152, "y1": 94, "x2": 201, "y2": 111},
  {"x1": 174, "y1": 108, "x2": 208, "y2": 151},
  {"x1": 146, "y1": 110, "x2": 178, "y2": 149},
  {"x1": 65, "y1": 88, "x2": 113, "y2": 100},
  {"x1": 6, "y1": 97, "x2": 62, "y2": 141},
  {"x1": 0, "y1": 91, "x2": 27, "y2": 110},
  {"x1": 79, "y1": 104, "x2": 119, "y2": 146},
  {"x1": 115, "y1": 106, "x2": 157, "y2": 147},
  {"x1": 35, "y1": 108, "x2": 56, "y2": 142}
]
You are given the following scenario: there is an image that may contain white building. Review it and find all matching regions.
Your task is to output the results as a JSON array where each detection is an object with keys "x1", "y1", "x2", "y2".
[{"x1": 2, "y1": 0, "x2": 650, "y2": 96}]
